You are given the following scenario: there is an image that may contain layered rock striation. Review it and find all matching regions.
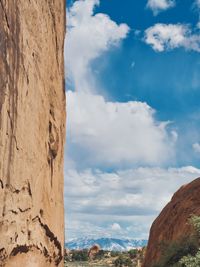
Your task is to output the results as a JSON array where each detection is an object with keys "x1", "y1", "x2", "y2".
[
  {"x1": 0, "y1": 1, "x2": 66, "y2": 266},
  {"x1": 143, "y1": 177, "x2": 200, "y2": 267}
]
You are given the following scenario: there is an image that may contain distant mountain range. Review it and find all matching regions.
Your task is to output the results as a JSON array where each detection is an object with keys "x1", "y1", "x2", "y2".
[{"x1": 65, "y1": 237, "x2": 148, "y2": 251}]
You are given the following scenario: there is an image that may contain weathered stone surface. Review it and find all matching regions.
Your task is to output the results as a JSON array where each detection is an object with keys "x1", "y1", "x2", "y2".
[
  {"x1": 0, "y1": 1, "x2": 66, "y2": 266},
  {"x1": 143, "y1": 177, "x2": 200, "y2": 267}
]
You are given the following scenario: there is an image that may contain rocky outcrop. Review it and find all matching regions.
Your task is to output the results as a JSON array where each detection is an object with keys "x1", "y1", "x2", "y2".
[
  {"x1": 0, "y1": 1, "x2": 66, "y2": 266},
  {"x1": 88, "y1": 244, "x2": 101, "y2": 260},
  {"x1": 143, "y1": 177, "x2": 200, "y2": 267}
]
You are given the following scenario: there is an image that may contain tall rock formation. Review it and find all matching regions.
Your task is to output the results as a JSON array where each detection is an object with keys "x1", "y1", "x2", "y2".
[
  {"x1": 143, "y1": 177, "x2": 200, "y2": 267},
  {"x1": 0, "y1": 1, "x2": 66, "y2": 266}
]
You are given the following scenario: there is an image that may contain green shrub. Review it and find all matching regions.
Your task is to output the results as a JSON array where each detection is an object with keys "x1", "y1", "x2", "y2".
[
  {"x1": 179, "y1": 249, "x2": 200, "y2": 267},
  {"x1": 95, "y1": 249, "x2": 106, "y2": 260},
  {"x1": 178, "y1": 216, "x2": 200, "y2": 266},
  {"x1": 128, "y1": 249, "x2": 137, "y2": 259},
  {"x1": 154, "y1": 215, "x2": 200, "y2": 267},
  {"x1": 189, "y1": 215, "x2": 200, "y2": 236},
  {"x1": 114, "y1": 254, "x2": 133, "y2": 267},
  {"x1": 111, "y1": 251, "x2": 121, "y2": 257},
  {"x1": 71, "y1": 249, "x2": 89, "y2": 261},
  {"x1": 153, "y1": 235, "x2": 199, "y2": 267}
]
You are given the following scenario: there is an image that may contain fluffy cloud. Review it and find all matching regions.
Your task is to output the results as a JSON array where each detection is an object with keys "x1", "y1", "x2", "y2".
[
  {"x1": 147, "y1": 0, "x2": 176, "y2": 15},
  {"x1": 111, "y1": 223, "x2": 122, "y2": 231},
  {"x1": 65, "y1": 0, "x2": 177, "y2": 169},
  {"x1": 65, "y1": 166, "x2": 200, "y2": 239},
  {"x1": 67, "y1": 91, "x2": 176, "y2": 168},
  {"x1": 193, "y1": 142, "x2": 200, "y2": 153},
  {"x1": 144, "y1": 23, "x2": 200, "y2": 52},
  {"x1": 65, "y1": 0, "x2": 129, "y2": 93},
  {"x1": 64, "y1": 0, "x2": 193, "y2": 241}
]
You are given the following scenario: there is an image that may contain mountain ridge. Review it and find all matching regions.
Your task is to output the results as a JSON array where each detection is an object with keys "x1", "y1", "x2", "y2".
[{"x1": 66, "y1": 237, "x2": 147, "y2": 251}]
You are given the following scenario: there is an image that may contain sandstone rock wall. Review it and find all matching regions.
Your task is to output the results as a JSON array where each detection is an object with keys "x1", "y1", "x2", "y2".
[
  {"x1": 0, "y1": 1, "x2": 66, "y2": 266},
  {"x1": 143, "y1": 178, "x2": 200, "y2": 267}
]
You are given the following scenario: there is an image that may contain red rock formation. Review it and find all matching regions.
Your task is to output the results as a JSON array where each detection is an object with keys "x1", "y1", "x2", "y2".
[
  {"x1": 0, "y1": 1, "x2": 66, "y2": 266},
  {"x1": 88, "y1": 244, "x2": 101, "y2": 260},
  {"x1": 143, "y1": 177, "x2": 200, "y2": 267}
]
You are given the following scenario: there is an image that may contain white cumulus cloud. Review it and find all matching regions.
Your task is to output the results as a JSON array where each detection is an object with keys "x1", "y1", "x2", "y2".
[
  {"x1": 147, "y1": 0, "x2": 176, "y2": 15},
  {"x1": 65, "y1": 0, "x2": 129, "y2": 93},
  {"x1": 144, "y1": 23, "x2": 200, "y2": 52},
  {"x1": 67, "y1": 91, "x2": 176, "y2": 167},
  {"x1": 65, "y1": 0, "x2": 178, "y2": 169},
  {"x1": 63, "y1": 0, "x2": 188, "y2": 241},
  {"x1": 111, "y1": 223, "x2": 121, "y2": 231}
]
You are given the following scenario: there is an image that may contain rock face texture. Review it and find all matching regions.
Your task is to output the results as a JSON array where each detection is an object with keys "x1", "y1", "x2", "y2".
[
  {"x1": 0, "y1": 1, "x2": 66, "y2": 266},
  {"x1": 143, "y1": 177, "x2": 200, "y2": 267}
]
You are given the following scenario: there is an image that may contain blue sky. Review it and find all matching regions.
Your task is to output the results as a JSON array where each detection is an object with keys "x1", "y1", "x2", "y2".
[{"x1": 65, "y1": 0, "x2": 200, "y2": 240}]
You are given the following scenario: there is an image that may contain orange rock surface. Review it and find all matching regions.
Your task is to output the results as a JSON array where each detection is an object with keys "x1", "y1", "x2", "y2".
[
  {"x1": 88, "y1": 244, "x2": 101, "y2": 260},
  {"x1": 0, "y1": 1, "x2": 66, "y2": 266},
  {"x1": 143, "y1": 178, "x2": 200, "y2": 267}
]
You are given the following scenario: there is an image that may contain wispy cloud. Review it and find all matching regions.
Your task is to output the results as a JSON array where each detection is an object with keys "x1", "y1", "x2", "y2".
[
  {"x1": 196, "y1": 0, "x2": 200, "y2": 9},
  {"x1": 65, "y1": 166, "x2": 200, "y2": 239},
  {"x1": 193, "y1": 142, "x2": 200, "y2": 153}
]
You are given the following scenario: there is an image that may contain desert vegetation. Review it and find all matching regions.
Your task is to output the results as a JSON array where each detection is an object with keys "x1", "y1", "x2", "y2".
[
  {"x1": 153, "y1": 216, "x2": 200, "y2": 267},
  {"x1": 65, "y1": 247, "x2": 146, "y2": 267}
]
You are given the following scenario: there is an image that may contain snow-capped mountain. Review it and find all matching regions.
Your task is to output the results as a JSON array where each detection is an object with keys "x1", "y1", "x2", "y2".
[{"x1": 65, "y1": 238, "x2": 147, "y2": 251}]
